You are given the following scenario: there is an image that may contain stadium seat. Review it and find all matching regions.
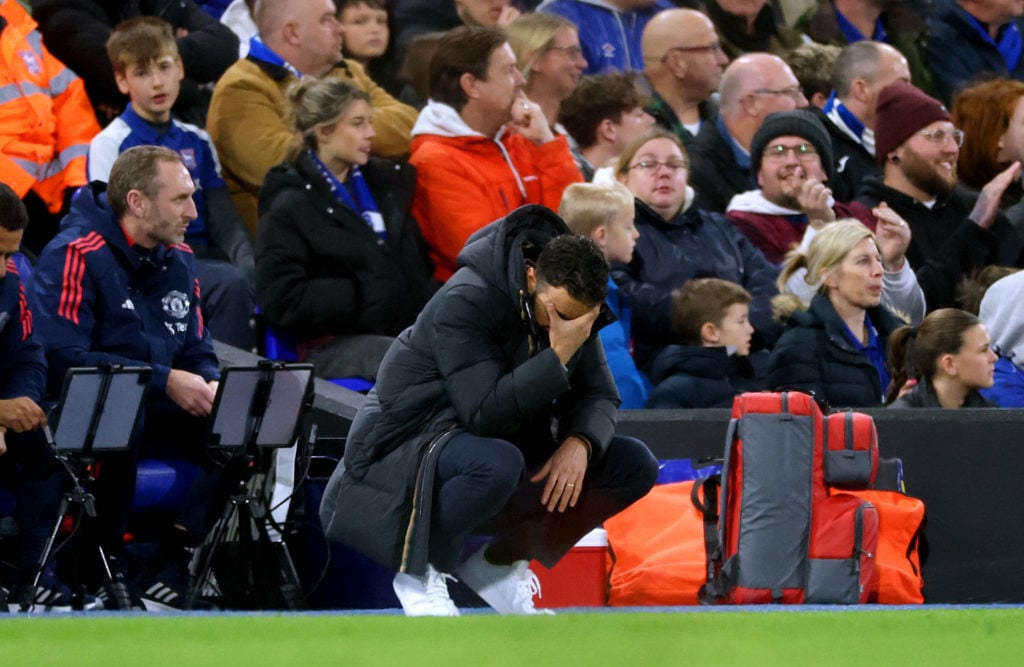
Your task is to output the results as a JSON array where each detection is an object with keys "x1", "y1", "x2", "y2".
[{"x1": 261, "y1": 319, "x2": 374, "y2": 393}]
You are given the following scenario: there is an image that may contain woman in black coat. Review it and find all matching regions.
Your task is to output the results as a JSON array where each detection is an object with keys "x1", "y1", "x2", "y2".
[
  {"x1": 767, "y1": 219, "x2": 905, "y2": 408},
  {"x1": 256, "y1": 78, "x2": 437, "y2": 380}
]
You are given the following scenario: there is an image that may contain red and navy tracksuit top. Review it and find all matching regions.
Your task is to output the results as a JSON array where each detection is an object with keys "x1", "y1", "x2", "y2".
[{"x1": 27, "y1": 183, "x2": 219, "y2": 401}]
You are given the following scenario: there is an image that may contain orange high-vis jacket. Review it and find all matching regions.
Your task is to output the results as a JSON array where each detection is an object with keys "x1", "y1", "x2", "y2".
[{"x1": 0, "y1": 1, "x2": 99, "y2": 213}]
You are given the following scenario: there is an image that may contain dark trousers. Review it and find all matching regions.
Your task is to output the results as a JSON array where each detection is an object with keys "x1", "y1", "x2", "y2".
[
  {"x1": 427, "y1": 433, "x2": 658, "y2": 572},
  {"x1": 0, "y1": 430, "x2": 64, "y2": 582},
  {"x1": 196, "y1": 258, "x2": 255, "y2": 351}
]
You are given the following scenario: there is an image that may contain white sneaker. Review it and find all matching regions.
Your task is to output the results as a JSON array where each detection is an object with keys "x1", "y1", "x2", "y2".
[
  {"x1": 392, "y1": 564, "x2": 460, "y2": 617},
  {"x1": 456, "y1": 545, "x2": 555, "y2": 615}
]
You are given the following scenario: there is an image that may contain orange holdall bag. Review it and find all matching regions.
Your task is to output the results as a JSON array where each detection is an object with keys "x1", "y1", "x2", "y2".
[
  {"x1": 604, "y1": 477, "x2": 718, "y2": 606},
  {"x1": 844, "y1": 488, "x2": 925, "y2": 604}
]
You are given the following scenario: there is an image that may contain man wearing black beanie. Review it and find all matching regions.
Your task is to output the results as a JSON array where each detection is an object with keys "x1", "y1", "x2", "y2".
[
  {"x1": 857, "y1": 81, "x2": 1024, "y2": 311},
  {"x1": 727, "y1": 110, "x2": 845, "y2": 264},
  {"x1": 726, "y1": 109, "x2": 925, "y2": 321}
]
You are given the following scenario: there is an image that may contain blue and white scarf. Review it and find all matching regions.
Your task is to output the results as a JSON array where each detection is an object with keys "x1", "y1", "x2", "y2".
[
  {"x1": 309, "y1": 149, "x2": 386, "y2": 240},
  {"x1": 824, "y1": 92, "x2": 875, "y2": 156},
  {"x1": 248, "y1": 35, "x2": 303, "y2": 77}
]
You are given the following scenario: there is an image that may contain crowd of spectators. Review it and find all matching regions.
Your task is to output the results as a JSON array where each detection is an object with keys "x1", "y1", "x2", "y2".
[{"x1": 6, "y1": 0, "x2": 1024, "y2": 611}]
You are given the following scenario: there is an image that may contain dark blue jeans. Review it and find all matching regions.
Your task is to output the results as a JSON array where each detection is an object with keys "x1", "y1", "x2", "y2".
[{"x1": 428, "y1": 433, "x2": 658, "y2": 572}]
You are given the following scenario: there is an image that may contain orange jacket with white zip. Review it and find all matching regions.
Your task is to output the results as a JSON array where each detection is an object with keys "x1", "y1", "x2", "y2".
[
  {"x1": 0, "y1": 1, "x2": 99, "y2": 213},
  {"x1": 409, "y1": 101, "x2": 582, "y2": 282}
]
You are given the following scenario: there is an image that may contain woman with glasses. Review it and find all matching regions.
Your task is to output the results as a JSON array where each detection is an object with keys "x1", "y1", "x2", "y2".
[
  {"x1": 767, "y1": 219, "x2": 905, "y2": 408},
  {"x1": 613, "y1": 128, "x2": 782, "y2": 371},
  {"x1": 507, "y1": 13, "x2": 588, "y2": 132}
]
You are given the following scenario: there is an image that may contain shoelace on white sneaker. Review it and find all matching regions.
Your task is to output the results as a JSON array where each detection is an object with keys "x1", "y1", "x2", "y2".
[
  {"x1": 424, "y1": 567, "x2": 459, "y2": 615},
  {"x1": 511, "y1": 562, "x2": 543, "y2": 611}
]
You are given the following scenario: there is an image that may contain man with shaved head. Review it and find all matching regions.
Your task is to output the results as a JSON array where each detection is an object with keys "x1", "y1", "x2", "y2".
[
  {"x1": 813, "y1": 41, "x2": 911, "y2": 202},
  {"x1": 689, "y1": 52, "x2": 807, "y2": 212},
  {"x1": 641, "y1": 8, "x2": 728, "y2": 148},
  {"x1": 207, "y1": 0, "x2": 417, "y2": 233}
]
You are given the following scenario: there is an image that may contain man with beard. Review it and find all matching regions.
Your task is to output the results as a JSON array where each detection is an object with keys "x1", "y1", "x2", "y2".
[
  {"x1": 814, "y1": 41, "x2": 912, "y2": 203},
  {"x1": 319, "y1": 211, "x2": 658, "y2": 616},
  {"x1": 856, "y1": 81, "x2": 1024, "y2": 310},
  {"x1": 726, "y1": 109, "x2": 925, "y2": 322}
]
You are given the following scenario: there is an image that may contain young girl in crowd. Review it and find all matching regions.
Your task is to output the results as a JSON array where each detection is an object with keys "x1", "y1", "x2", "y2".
[
  {"x1": 339, "y1": 0, "x2": 397, "y2": 93},
  {"x1": 887, "y1": 309, "x2": 998, "y2": 408}
]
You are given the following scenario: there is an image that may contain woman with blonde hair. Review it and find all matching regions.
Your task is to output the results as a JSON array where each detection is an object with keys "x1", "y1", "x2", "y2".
[
  {"x1": 507, "y1": 12, "x2": 587, "y2": 130},
  {"x1": 255, "y1": 78, "x2": 437, "y2": 380},
  {"x1": 887, "y1": 308, "x2": 997, "y2": 408},
  {"x1": 767, "y1": 219, "x2": 905, "y2": 407}
]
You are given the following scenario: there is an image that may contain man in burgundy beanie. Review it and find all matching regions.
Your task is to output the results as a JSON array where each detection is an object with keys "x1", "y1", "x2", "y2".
[{"x1": 856, "y1": 81, "x2": 1024, "y2": 311}]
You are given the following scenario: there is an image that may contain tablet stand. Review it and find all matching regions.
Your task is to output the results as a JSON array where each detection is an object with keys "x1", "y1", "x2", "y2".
[
  {"x1": 186, "y1": 361, "x2": 314, "y2": 610},
  {"x1": 20, "y1": 365, "x2": 148, "y2": 612}
]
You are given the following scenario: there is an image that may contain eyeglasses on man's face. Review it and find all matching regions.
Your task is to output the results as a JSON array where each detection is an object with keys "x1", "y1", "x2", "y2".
[
  {"x1": 763, "y1": 143, "x2": 819, "y2": 161},
  {"x1": 919, "y1": 127, "x2": 964, "y2": 148},
  {"x1": 661, "y1": 43, "x2": 723, "y2": 61}
]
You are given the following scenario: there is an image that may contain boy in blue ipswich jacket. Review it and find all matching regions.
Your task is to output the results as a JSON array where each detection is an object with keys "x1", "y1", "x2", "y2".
[
  {"x1": 646, "y1": 277, "x2": 766, "y2": 408},
  {"x1": 88, "y1": 16, "x2": 254, "y2": 350},
  {"x1": 28, "y1": 146, "x2": 224, "y2": 610}
]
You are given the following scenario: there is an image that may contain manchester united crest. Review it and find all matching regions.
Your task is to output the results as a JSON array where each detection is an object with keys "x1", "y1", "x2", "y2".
[{"x1": 161, "y1": 290, "x2": 190, "y2": 319}]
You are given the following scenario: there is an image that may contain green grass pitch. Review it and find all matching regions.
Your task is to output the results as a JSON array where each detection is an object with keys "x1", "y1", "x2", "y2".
[{"x1": 2, "y1": 607, "x2": 1022, "y2": 666}]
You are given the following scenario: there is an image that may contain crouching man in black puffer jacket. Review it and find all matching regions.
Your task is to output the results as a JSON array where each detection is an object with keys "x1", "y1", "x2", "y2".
[{"x1": 320, "y1": 205, "x2": 658, "y2": 616}]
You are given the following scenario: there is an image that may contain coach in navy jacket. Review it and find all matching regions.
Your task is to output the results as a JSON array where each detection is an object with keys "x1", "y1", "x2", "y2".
[
  {"x1": 30, "y1": 158, "x2": 219, "y2": 404},
  {"x1": 28, "y1": 146, "x2": 221, "y2": 582}
]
